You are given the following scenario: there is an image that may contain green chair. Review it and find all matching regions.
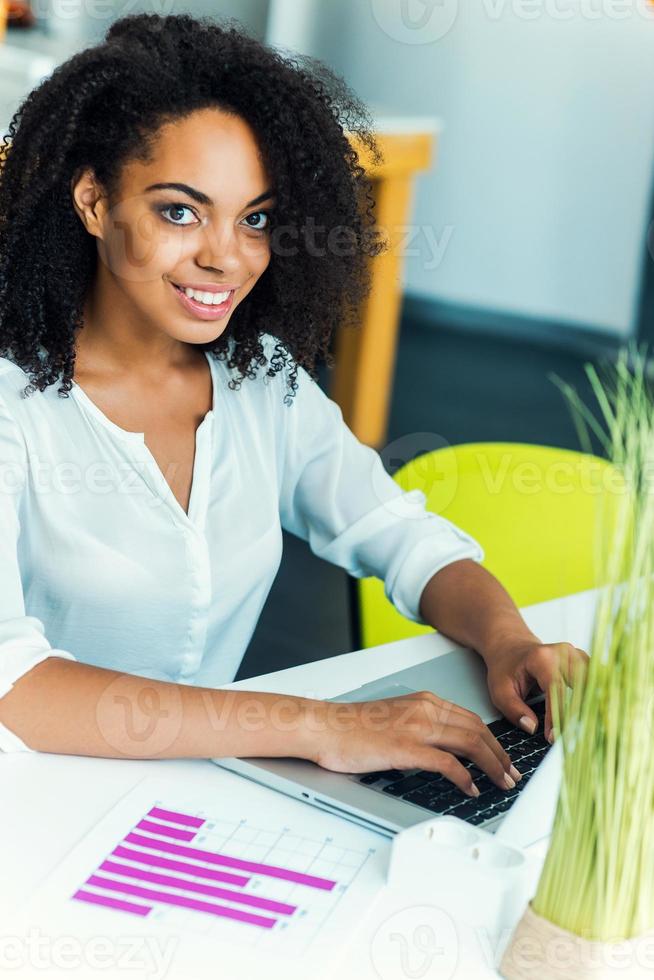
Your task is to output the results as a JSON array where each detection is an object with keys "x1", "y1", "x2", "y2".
[{"x1": 354, "y1": 441, "x2": 624, "y2": 650}]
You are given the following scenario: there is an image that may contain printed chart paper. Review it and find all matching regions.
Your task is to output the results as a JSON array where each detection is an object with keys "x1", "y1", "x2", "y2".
[{"x1": 1, "y1": 771, "x2": 389, "y2": 980}]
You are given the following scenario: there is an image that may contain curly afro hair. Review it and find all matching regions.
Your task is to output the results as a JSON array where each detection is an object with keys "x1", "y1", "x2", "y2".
[{"x1": 0, "y1": 12, "x2": 387, "y2": 404}]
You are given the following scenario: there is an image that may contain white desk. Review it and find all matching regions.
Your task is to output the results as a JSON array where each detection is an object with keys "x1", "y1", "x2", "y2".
[{"x1": 0, "y1": 588, "x2": 599, "y2": 979}]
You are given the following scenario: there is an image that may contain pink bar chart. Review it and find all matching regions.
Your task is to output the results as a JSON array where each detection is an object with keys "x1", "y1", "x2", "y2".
[
  {"x1": 70, "y1": 800, "x2": 353, "y2": 940},
  {"x1": 8, "y1": 776, "x2": 383, "y2": 967}
]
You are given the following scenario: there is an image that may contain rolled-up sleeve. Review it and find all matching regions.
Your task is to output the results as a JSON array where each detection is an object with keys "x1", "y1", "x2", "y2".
[
  {"x1": 0, "y1": 394, "x2": 77, "y2": 752},
  {"x1": 277, "y1": 360, "x2": 484, "y2": 625}
]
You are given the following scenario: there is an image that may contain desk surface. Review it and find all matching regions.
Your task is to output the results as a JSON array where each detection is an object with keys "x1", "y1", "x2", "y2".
[{"x1": 0, "y1": 588, "x2": 599, "y2": 979}]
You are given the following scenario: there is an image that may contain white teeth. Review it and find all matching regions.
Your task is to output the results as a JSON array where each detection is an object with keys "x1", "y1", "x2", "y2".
[{"x1": 181, "y1": 287, "x2": 231, "y2": 305}]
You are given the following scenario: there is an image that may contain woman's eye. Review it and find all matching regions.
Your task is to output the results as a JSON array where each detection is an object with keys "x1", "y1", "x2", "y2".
[
  {"x1": 158, "y1": 204, "x2": 271, "y2": 231},
  {"x1": 159, "y1": 204, "x2": 197, "y2": 226},
  {"x1": 243, "y1": 211, "x2": 270, "y2": 232}
]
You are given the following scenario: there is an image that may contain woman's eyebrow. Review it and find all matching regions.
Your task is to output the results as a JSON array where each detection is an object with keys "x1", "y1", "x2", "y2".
[{"x1": 143, "y1": 182, "x2": 276, "y2": 208}]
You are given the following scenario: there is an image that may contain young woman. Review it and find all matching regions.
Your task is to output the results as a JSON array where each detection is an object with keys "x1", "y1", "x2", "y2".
[{"x1": 0, "y1": 13, "x2": 587, "y2": 799}]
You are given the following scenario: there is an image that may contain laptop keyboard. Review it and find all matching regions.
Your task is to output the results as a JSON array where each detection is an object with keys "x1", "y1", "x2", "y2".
[{"x1": 354, "y1": 698, "x2": 549, "y2": 826}]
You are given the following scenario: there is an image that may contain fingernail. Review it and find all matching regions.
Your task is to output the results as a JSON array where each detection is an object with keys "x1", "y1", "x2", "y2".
[
  {"x1": 509, "y1": 764, "x2": 522, "y2": 782},
  {"x1": 469, "y1": 782, "x2": 480, "y2": 797},
  {"x1": 519, "y1": 715, "x2": 537, "y2": 734},
  {"x1": 504, "y1": 772, "x2": 516, "y2": 789},
  {"x1": 547, "y1": 729, "x2": 554, "y2": 744}
]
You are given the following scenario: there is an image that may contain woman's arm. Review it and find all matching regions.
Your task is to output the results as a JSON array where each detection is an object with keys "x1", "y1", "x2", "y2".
[
  {"x1": 0, "y1": 646, "x2": 519, "y2": 797},
  {"x1": 0, "y1": 655, "x2": 318, "y2": 759},
  {"x1": 418, "y1": 557, "x2": 589, "y2": 741},
  {"x1": 418, "y1": 558, "x2": 541, "y2": 666}
]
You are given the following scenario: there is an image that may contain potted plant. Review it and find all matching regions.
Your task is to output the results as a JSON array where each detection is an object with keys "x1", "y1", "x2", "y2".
[{"x1": 500, "y1": 347, "x2": 654, "y2": 979}]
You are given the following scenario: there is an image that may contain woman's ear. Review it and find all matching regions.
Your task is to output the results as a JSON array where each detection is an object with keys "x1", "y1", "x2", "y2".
[{"x1": 70, "y1": 167, "x2": 108, "y2": 239}]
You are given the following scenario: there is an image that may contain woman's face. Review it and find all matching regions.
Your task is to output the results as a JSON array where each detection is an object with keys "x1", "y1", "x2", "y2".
[{"x1": 71, "y1": 107, "x2": 275, "y2": 347}]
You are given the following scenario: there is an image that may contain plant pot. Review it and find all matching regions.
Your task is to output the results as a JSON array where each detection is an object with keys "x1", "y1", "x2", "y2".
[{"x1": 499, "y1": 900, "x2": 654, "y2": 980}]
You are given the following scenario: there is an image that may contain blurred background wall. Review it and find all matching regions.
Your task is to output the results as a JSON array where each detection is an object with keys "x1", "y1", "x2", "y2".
[{"x1": 267, "y1": 0, "x2": 654, "y2": 340}]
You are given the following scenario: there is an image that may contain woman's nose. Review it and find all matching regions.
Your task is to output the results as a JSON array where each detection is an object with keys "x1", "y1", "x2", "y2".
[{"x1": 194, "y1": 222, "x2": 241, "y2": 273}]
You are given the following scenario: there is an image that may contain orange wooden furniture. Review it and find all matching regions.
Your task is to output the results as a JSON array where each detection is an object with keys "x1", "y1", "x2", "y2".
[
  {"x1": 0, "y1": 0, "x2": 8, "y2": 40},
  {"x1": 333, "y1": 127, "x2": 437, "y2": 448}
]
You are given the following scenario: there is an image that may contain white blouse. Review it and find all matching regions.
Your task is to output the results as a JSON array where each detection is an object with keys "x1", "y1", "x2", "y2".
[{"x1": 0, "y1": 333, "x2": 483, "y2": 753}]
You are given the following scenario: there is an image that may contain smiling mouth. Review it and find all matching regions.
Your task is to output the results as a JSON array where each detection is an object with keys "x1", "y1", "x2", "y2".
[
  {"x1": 170, "y1": 283, "x2": 235, "y2": 302},
  {"x1": 168, "y1": 279, "x2": 237, "y2": 320}
]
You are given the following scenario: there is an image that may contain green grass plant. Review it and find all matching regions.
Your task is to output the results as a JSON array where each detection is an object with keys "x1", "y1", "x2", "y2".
[{"x1": 532, "y1": 345, "x2": 654, "y2": 940}]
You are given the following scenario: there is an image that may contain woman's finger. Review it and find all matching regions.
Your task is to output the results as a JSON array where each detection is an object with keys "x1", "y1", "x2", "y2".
[
  {"x1": 410, "y1": 746, "x2": 486, "y2": 798},
  {"x1": 425, "y1": 719, "x2": 519, "y2": 791}
]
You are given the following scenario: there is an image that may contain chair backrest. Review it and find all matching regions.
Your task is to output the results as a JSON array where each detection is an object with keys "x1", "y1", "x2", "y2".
[{"x1": 357, "y1": 441, "x2": 624, "y2": 649}]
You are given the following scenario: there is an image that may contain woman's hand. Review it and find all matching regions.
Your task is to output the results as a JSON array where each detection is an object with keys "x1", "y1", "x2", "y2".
[
  {"x1": 303, "y1": 691, "x2": 523, "y2": 798},
  {"x1": 416, "y1": 560, "x2": 591, "y2": 744},
  {"x1": 484, "y1": 640, "x2": 590, "y2": 743}
]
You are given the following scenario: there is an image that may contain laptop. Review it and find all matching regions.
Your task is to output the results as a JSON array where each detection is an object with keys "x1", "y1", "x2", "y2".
[{"x1": 214, "y1": 643, "x2": 561, "y2": 843}]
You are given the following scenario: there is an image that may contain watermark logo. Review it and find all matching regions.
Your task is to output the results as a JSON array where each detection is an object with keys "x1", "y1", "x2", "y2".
[
  {"x1": 370, "y1": 904, "x2": 460, "y2": 979},
  {"x1": 480, "y1": 0, "x2": 654, "y2": 23},
  {"x1": 32, "y1": 0, "x2": 177, "y2": 29},
  {"x1": 371, "y1": 0, "x2": 460, "y2": 44},
  {"x1": 372, "y1": 431, "x2": 457, "y2": 518},
  {"x1": 0, "y1": 929, "x2": 177, "y2": 978},
  {"x1": 95, "y1": 674, "x2": 184, "y2": 756}
]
